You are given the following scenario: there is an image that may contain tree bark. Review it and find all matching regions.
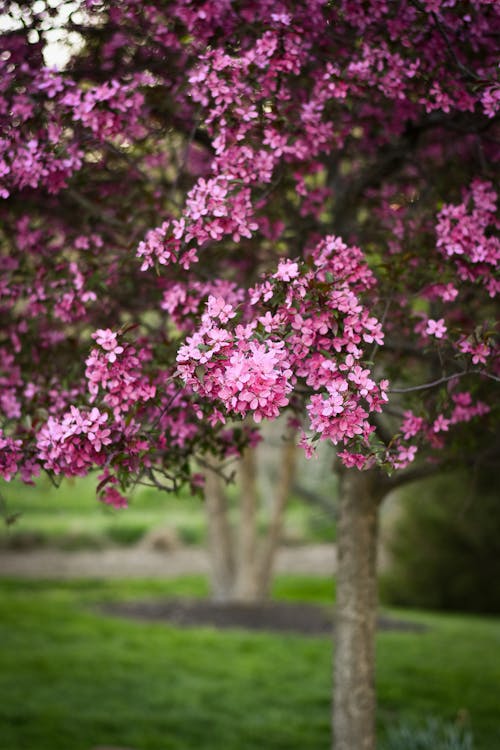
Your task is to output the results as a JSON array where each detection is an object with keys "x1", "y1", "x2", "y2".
[
  {"x1": 332, "y1": 468, "x2": 385, "y2": 750},
  {"x1": 256, "y1": 433, "x2": 297, "y2": 597},
  {"x1": 203, "y1": 465, "x2": 235, "y2": 601},
  {"x1": 234, "y1": 446, "x2": 260, "y2": 601},
  {"x1": 203, "y1": 433, "x2": 298, "y2": 602}
]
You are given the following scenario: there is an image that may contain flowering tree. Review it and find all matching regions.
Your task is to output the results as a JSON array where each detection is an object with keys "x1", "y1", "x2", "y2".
[
  {"x1": 202, "y1": 420, "x2": 298, "y2": 602},
  {"x1": 1, "y1": 1, "x2": 499, "y2": 748}
]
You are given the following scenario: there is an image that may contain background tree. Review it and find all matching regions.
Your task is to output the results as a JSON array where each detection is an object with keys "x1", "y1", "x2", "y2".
[
  {"x1": 0, "y1": 2, "x2": 498, "y2": 749},
  {"x1": 380, "y1": 466, "x2": 500, "y2": 615},
  {"x1": 203, "y1": 423, "x2": 298, "y2": 602}
]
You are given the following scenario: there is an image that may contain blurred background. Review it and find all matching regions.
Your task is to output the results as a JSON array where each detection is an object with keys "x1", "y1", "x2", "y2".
[{"x1": 1, "y1": 429, "x2": 499, "y2": 750}]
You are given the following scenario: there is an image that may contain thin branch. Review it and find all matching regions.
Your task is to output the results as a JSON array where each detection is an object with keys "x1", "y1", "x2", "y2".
[
  {"x1": 169, "y1": 110, "x2": 203, "y2": 203},
  {"x1": 430, "y1": 10, "x2": 484, "y2": 83},
  {"x1": 369, "y1": 413, "x2": 393, "y2": 447},
  {"x1": 103, "y1": 141, "x2": 151, "y2": 183},
  {"x1": 390, "y1": 371, "x2": 468, "y2": 393},
  {"x1": 147, "y1": 383, "x2": 179, "y2": 433},
  {"x1": 66, "y1": 188, "x2": 123, "y2": 229},
  {"x1": 385, "y1": 461, "x2": 444, "y2": 492},
  {"x1": 146, "y1": 468, "x2": 179, "y2": 493},
  {"x1": 195, "y1": 456, "x2": 236, "y2": 485},
  {"x1": 478, "y1": 370, "x2": 500, "y2": 384},
  {"x1": 292, "y1": 482, "x2": 337, "y2": 519},
  {"x1": 390, "y1": 368, "x2": 500, "y2": 393},
  {"x1": 409, "y1": 0, "x2": 484, "y2": 82}
]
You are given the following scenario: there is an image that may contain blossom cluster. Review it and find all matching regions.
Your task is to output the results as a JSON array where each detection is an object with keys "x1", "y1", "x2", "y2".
[
  {"x1": 85, "y1": 330, "x2": 156, "y2": 418},
  {"x1": 0, "y1": 0, "x2": 498, "y2": 494},
  {"x1": 0, "y1": 430, "x2": 23, "y2": 482},
  {"x1": 176, "y1": 297, "x2": 293, "y2": 423},
  {"x1": 35, "y1": 407, "x2": 112, "y2": 477},
  {"x1": 436, "y1": 180, "x2": 500, "y2": 298},
  {"x1": 1, "y1": 48, "x2": 149, "y2": 198},
  {"x1": 177, "y1": 236, "x2": 389, "y2": 458},
  {"x1": 393, "y1": 390, "x2": 492, "y2": 467}
]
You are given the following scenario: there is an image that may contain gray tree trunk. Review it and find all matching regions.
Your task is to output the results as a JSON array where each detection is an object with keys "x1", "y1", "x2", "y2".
[
  {"x1": 234, "y1": 446, "x2": 260, "y2": 601},
  {"x1": 256, "y1": 433, "x2": 297, "y2": 597},
  {"x1": 203, "y1": 434, "x2": 297, "y2": 603},
  {"x1": 332, "y1": 468, "x2": 385, "y2": 750},
  {"x1": 203, "y1": 465, "x2": 235, "y2": 601}
]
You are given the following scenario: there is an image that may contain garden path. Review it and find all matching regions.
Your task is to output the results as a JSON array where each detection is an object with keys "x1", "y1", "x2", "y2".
[{"x1": 0, "y1": 543, "x2": 337, "y2": 579}]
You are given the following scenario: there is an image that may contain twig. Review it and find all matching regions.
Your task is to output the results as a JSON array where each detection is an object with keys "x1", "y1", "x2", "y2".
[{"x1": 390, "y1": 368, "x2": 500, "y2": 393}]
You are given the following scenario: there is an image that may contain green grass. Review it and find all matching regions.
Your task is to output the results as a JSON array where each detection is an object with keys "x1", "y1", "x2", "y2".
[
  {"x1": 0, "y1": 475, "x2": 208, "y2": 550},
  {"x1": 0, "y1": 475, "x2": 336, "y2": 550},
  {"x1": 377, "y1": 609, "x2": 500, "y2": 748},
  {"x1": 0, "y1": 577, "x2": 330, "y2": 750},
  {"x1": 0, "y1": 576, "x2": 499, "y2": 750}
]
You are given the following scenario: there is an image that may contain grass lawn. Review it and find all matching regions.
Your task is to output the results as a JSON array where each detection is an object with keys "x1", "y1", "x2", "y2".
[
  {"x1": 0, "y1": 475, "x2": 336, "y2": 550},
  {"x1": 0, "y1": 576, "x2": 499, "y2": 750},
  {"x1": 0, "y1": 476, "x2": 208, "y2": 549}
]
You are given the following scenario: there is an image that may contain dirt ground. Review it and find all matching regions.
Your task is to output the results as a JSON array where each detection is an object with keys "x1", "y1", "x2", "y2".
[
  {"x1": 100, "y1": 598, "x2": 427, "y2": 636},
  {"x1": 0, "y1": 542, "x2": 423, "y2": 636}
]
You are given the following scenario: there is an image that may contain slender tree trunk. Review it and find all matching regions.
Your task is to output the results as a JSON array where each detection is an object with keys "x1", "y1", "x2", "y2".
[
  {"x1": 203, "y1": 465, "x2": 235, "y2": 601},
  {"x1": 332, "y1": 468, "x2": 385, "y2": 750},
  {"x1": 256, "y1": 433, "x2": 297, "y2": 597},
  {"x1": 234, "y1": 446, "x2": 260, "y2": 601},
  {"x1": 203, "y1": 433, "x2": 297, "y2": 603}
]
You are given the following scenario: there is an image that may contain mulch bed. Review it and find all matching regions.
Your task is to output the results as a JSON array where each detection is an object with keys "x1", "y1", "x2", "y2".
[{"x1": 100, "y1": 599, "x2": 428, "y2": 636}]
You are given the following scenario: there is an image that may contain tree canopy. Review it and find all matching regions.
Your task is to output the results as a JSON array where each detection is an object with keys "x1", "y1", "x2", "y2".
[{"x1": 0, "y1": 0, "x2": 498, "y2": 505}]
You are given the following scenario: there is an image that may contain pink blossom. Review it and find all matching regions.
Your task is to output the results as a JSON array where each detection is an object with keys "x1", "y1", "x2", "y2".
[
  {"x1": 425, "y1": 318, "x2": 447, "y2": 339},
  {"x1": 433, "y1": 415, "x2": 450, "y2": 433},
  {"x1": 401, "y1": 411, "x2": 424, "y2": 440},
  {"x1": 338, "y1": 451, "x2": 374, "y2": 470},
  {"x1": 100, "y1": 486, "x2": 128, "y2": 509},
  {"x1": 273, "y1": 259, "x2": 300, "y2": 281},
  {"x1": 458, "y1": 338, "x2": 491, "y2": 365},
  {"x1": 0, "y1": 431, "x2": 23, "y2": 481},
  {"x1": 1, "y1": 0, "x2": 498, "y2": 494},
  {"x1": 390, "y1": 445, "x2": 418, "y2": 470},
  {"x1": 92, "y1": 329, "x2": 124, "y2": 363}
]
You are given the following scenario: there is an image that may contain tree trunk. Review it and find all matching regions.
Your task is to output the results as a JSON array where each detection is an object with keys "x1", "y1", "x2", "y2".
[
  {"x1": 256, "y1": 433, "x2": 297, "y2": 597},
  {"x1": 203, "y1": 465, "x2": 235, "y2": 601},
  {"x1": 332, "y1": 468, "x2": 385, "y2": 750},
  {"x1": 234, "y1": 446, "x2": 260, "y2": 601},
  {"x1": 203, "y1": 433, "x2": 297, "y2": 603}
]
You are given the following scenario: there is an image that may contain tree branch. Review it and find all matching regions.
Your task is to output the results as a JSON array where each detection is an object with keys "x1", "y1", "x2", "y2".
[
  {"x1": 385, "y1": 461, "x2": 443, "y2": 492},
  {"x1": 409, "y1": 0, "x2": 486, "y2": 82},
  {"x1": 390, "y1": 368, "x2": 500, "y2": 393},
  {"x1": 66, "y1": 187, "x2": 124, "y2": 229},
  {"x1": 369, "y1": 413, "x2": 393, "y2": 447},
  {"x1": 292, "y1": 482, "x2": 337, "y2": 519}
]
